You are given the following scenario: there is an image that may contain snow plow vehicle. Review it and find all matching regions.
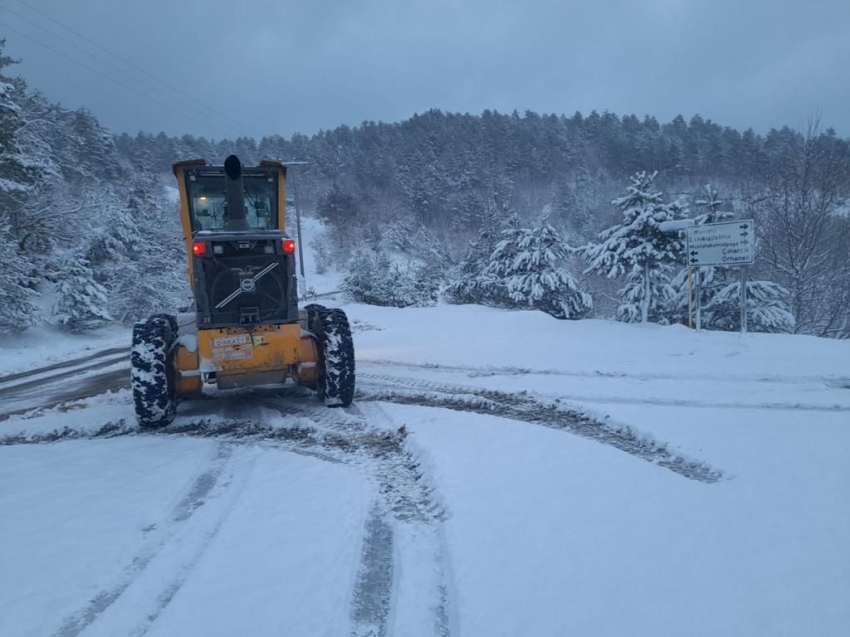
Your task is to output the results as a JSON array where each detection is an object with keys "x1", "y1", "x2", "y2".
[{"x1": 130, "y1": 155, "x2": 355, "y2": 427}]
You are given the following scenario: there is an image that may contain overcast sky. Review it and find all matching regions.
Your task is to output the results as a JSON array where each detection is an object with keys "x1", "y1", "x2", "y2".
[{"x1": 2, "y1": 0, "x2": 848, "y2": 139}]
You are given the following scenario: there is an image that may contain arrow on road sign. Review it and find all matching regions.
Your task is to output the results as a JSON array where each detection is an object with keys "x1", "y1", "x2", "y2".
[
  {"x1": 740, "y1": 231, "x2": 749, "y2": 237},
  {"x1": 739, "y1": 224, "x2": 749, "y2": 230}
]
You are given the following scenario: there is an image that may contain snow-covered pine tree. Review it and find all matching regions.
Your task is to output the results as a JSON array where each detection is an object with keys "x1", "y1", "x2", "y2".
[
  {"x1": 343, "y1": 251, "x2": 379, "y2": 304},
  {"x1": 579, "y1": 171, "x2": 686, "y2": 323},
  {"x1": 84, "y1": 189, "x2": 143, "y2": 268},
  {"x1": 384, "y1": 262, "x2": 415, "y2": 308},
  {"x1": 693, "y1": 184, "x2": 729, "y2": 226},
  {"x1": 81, "y1": 191, "x2": 149, "y2": 323},
  {"x1": 444, "y1": 205, "x2": 508, "y2": 305},
  {"x1": 0, "y1": 217, "x2": 39, "y2": 333},
  {"x1": 90, "y1": 173, "x2": 187, "y2": 324},
  {"x1": 482, "y1": 219, "x2": 592, "y2": 319},
  {"x1": 0, "y1": 42, "x2": 36, "y2": 202},
  {"x1": 703, "y1": 280, "x2": 795, "y2": 333},
  {"x1": 0, "y1": 39, "x2": 39, "y2": 332},
  {"x1": 666, "y1": 265, "x2": 721, "y2": 326},
  {"x1": 344, "y1": 250, "x2": 440, "y2": 308},
  {"x1": 407, "y1": 263, "x2": 442, "y2": 307},
  {"x1": 0, "y1": 41, "x2": 47, "y2": 255},
  {"x1": 53, "y1": 253, "x2": 112, "y2": 332}
]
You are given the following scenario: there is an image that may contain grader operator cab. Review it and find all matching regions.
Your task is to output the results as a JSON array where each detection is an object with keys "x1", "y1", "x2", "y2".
[{"x1": 130, "y1": 155, "x2": 355, "y2": 427}]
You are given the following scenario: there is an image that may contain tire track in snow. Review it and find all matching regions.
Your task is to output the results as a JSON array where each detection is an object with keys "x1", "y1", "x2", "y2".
[
  {"x1": 240, "y1": 396, "x2": 452, "y2": 637},
  {"x1": 350, "y1": 505, "x2": 394, "y2": 637},
  {"x1": 355, "y1": 375, "x2": 724, "y2": 483},
  {"x1": 52, "y1": 442, "x2": 241, "y2": 637},
  {"x1": 0, "y1": 367, "x2": 129, "y2": 421},
  {"x1": 358, "y1": 358, "x2": 850, "y2": 387},
  {"x1": 0, "y1": 347, "x2": 127, "y2": 386},
  {"x1": 2, "y1": 396, "x2": 455, "y2": 636},
  {"x1": 361, "y1": 364, "x2": 848, "y2": 417},
  {"x1": 348, "y1": 402, "x2": 455, "y2": 637},
  {"x1": 357, "y1": 368, "x2": 850, "y2": 413},
  {"x1": 164, "y1": 402, "x2": 454, "y2": 637},
  {"x1": 126, "y1": 449, "x2": 257, "y2": 637}
]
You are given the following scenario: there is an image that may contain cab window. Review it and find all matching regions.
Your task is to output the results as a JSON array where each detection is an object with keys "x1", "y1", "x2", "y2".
[{"x1": 186, "y1": 171, "x2": 278, "y2": 231}]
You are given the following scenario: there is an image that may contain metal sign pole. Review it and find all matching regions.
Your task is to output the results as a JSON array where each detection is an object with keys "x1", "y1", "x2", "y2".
[
  {"x1": 740, "y1": 265, "x2": 748, "y2": 335},
  {"x1": 695, "y1": 268, "x2": 702, "y2": 333},
  {"x1": 687, "y1": 266, "x2": 694, "y2": 329}
]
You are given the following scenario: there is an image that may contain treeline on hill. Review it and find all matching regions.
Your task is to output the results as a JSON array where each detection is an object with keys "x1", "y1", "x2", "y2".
[
  {"x1": 2, "y1": 40, "x2": 849, "y2": 337},
  {"x1": 119, "y1": 102, "x2": 850, "y2": 338}
]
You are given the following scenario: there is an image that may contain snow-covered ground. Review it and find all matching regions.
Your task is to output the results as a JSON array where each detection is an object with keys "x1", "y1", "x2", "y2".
[
  {"x1": 2, "y1": 212, "x2": 849, "y2": 636},
  {"x1": 2, "y1": 303, "x2": 849, "y2": 637}
]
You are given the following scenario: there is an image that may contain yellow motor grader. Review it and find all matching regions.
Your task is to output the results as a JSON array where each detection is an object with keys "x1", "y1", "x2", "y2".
[{"x1": 130, "y1": 155, "x2": 354, "y2": 427}]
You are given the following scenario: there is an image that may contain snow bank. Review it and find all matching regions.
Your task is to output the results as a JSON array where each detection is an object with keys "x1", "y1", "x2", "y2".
[{"x1": 346, "y1": 303, "x2": 850, "y2": 382}]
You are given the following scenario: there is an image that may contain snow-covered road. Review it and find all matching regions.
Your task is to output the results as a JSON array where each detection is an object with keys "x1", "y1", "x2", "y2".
[
  {"x1": 2, "y1": 304, "x2": 849, "y2": 636},
  {"x1": 0, "y1": 348, "x2": 129, "y2": 419},
  {"x1": 1, "y1": 396, "x2": 453, "y2": 637}
]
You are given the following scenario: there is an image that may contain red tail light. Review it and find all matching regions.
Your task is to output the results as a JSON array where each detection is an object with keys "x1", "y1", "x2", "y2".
[
  {"x1": 282, "y1": 239, "x2": 296, "y2": 254},
  {"x1": 192, "y1": 241, "x2": 207, "y2": 256}
]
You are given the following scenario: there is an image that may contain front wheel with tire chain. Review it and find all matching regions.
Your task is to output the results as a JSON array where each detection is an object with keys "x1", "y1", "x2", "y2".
[
  {"x1": 131, "y1": 315, "x2": 177, "y2": 427},
  {"x1": 311, "y1": 306, "x2": 355, "y2": 407}
]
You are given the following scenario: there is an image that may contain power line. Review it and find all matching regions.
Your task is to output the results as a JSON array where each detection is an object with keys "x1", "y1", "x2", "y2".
[
  {"x1": 0, "y1": 2, "x2": 244, "y2": 139},
  {"x1": 0, "y1": 19, "x2": 233, "y2": 138},
  {"x1": 2, "y1": 2, "x2": 239, "y2": 137},
  {"x1": 10, "y1": 0, "x2": 258, "y2": 138}
]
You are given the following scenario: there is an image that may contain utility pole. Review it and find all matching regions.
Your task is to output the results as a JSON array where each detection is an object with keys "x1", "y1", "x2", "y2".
[{"x1": 284, "y1": 160, "x2": 309, "y2": 282}]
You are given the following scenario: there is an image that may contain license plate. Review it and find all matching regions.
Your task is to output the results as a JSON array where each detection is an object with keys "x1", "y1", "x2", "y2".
[
  {"x1": 213, "y1": 335, "x2": 250, "y2": 347},
  {"x1": 212, "y1": 345, "x2": 253, "y2": 361}
]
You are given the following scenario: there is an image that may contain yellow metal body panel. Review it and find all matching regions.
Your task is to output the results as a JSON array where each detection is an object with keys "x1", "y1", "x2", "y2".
[
  {"x1": 198, "y1": 324, "x2": 303, "y2": 374},
  {"x1": 174, "y1": 163, "x2": 197, "y2": 286},
  {"x1": 175, "y1": 345, "x2": 201, "y2": 396},
  {"x1": 297, "y1": 335, "x2": 320, "y2": 386}
]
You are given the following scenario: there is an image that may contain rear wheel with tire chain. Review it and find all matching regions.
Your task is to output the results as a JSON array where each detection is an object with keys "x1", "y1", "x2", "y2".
[
  {"x1": 307, "y1": 305, "x2": 355, "y2": 407},
  {"x1": 150, "y1": 313, "x2": 178, "y2": 339},
  {"x1": 131, "y1": 315, "x2": 177, "y2": 427},
  {"x1": 303, "y1": 303, "x2": 324, "y2": 336}
]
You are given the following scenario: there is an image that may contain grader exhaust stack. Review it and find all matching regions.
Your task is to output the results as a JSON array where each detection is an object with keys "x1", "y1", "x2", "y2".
[{"x1": 223, "y1": 154, "x2": 249, "y2": 231}]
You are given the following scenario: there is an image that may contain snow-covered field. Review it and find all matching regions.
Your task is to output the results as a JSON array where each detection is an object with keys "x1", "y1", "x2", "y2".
[
  {"x1": 2, "y1": 213, "x2": 849, "y2": 636},
  {"x1": 2, "y1": 301, "x2": 849, "y2": 637}
]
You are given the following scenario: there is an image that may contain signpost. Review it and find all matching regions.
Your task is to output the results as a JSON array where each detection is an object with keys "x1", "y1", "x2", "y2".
[
  {"x1": 686, "y1": 220, "x2": 755, "y2": 268},
  {"x1": 686, "y1": 219, "x2": 755, "y2": 334}
]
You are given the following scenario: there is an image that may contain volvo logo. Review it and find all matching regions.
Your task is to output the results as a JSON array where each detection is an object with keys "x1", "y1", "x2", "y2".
[{"x1": 215, "y1": 262, "x2": 280, "y2": 309}]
